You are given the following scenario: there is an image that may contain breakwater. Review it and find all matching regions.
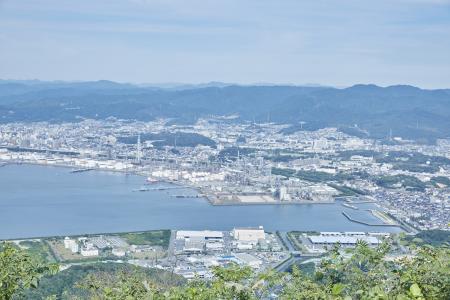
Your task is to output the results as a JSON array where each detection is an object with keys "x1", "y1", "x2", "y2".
[{"x1": 342, "y1": 211, "x2": 400, "y2": 227}]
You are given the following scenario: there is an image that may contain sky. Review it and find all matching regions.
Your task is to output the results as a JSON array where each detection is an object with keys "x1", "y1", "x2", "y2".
[{"x1": 0, "y1": 0, "x2": 449, "y2": 88}]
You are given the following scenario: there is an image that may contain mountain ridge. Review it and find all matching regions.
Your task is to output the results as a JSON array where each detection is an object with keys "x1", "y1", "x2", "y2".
[{"x1": 1, "y1": 80, "x2": 449, "y2": 143}]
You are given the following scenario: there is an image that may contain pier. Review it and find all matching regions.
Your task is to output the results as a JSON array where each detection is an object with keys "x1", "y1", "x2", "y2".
[
  {"x1": 70, "y1": 168, "x2": 94, "y2": 173},
  {"x1": 133, "y1": 186, "x2": 187, "y2": 192},
  {"x1": 342, "y1": 211, "x2": 400, "y2": 227},
  {"x1": 342, "y1": 203, "x2": 358, "y2": 210},
  {"x1": 170, "y1": 194, "x2": 202, "y2": 198},
  {"x1": 337, "y1": 196, "x2": 376, "y2": 204}
]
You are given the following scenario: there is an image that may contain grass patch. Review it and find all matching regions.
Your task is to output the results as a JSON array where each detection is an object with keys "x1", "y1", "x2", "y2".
[
  {"x1": 328, "y1": 184, "x2": 367, "y2": 196},
  {"x1": 373, "y1": 174, "x2": 427, "y2": 191},
  {"x1": 119, "y1": 230, "x2": 171, "y2": 249},
  {"x1": 19, "y1": 240, "x2": 56, "y2": 263}
]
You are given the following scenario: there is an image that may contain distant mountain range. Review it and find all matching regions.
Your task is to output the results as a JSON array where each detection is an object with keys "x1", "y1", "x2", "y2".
[{"x1": 1, "y1": 80, "x2": 449, "y2": 143}]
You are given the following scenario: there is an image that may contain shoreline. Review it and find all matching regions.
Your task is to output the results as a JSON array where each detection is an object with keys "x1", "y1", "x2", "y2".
[
  {"x1": 1, "y1": 160, "x2": 339, "y2": 207},
  {"x1": 1, "y1": 228, "x2": 173, "y2": 242},
  {"x1": 209, "y1": 200, "x2": 336, "y2": 206},
  {"x1": 0, "y1": 162, "x2": 405, "y2": 239}
]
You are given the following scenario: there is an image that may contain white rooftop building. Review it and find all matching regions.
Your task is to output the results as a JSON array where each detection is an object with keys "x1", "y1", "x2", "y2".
[
  {"x1": 309, "y1": 233, "x2": 381, "y2": 246},
  {"x1": 176, "y1": 230, "x2": 223, "y2": 241},
  {"x1": 234, "y1": 253, "x2": 262, "y2": 269},
  {"x1": 80, "y1": 243, "x2": 99, "y2": 257},
  {"x1": 232, "y1": 227, "x2": 265, "y2": 243},
  {"x1": 63, "y1": 237, "x2": 79, "y2": 253}
]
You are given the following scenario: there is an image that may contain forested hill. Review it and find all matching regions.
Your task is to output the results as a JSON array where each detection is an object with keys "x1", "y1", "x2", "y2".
[{"x1": 1, "y1": 80, "x2": 450, "y2": 143}]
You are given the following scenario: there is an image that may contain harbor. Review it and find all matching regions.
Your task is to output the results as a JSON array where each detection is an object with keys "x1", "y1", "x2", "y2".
[{"x1": 0, "y1": 164, "x2": 403, "y2": 240}]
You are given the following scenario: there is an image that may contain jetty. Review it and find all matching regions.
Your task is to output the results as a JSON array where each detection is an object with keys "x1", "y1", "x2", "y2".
[
  {"x1": 70, "y1": 168, "x2": 94, "y2": 173},
  {"x1": 342, "y1": 211, "x2": 400, "y2": 227},
  {"x1": 342, "y1": 202, "x2": 358, "y2": 210},
  {"x1": 170, "y1": 194, "x2": 202, "y2": 198},
  {"x1": 133, "y1": 186, "x2": 187, "y2": 192},
  {"x1": 369, "y1": 209, "x2": 398, "y2": 225}
]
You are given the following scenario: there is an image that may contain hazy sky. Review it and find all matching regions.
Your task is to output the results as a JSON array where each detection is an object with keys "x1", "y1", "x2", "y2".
[{"x1": 0, "y1": 0, "x2": 449, "y2": 88}]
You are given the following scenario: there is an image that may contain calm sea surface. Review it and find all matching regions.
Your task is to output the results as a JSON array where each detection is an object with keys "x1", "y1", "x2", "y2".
[{"x1": 0, "y1": 164, "x2": 402, "y2": 239}]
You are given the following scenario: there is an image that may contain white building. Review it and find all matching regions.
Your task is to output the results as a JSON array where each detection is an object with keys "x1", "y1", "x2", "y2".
[
  {"x1": 234, "y1": 241, "x2": 254, "y2": 251},
  {"x1": 206, "y1": 241, "x2": 224, "y2": 251},
  {"x1": 176, "y1": 230, "x2": 224, "y2": 254},
  {"x1": 184, "y1": 237, "x2": 205, "y2": 253},
  {"x1": 232, "y1": 227, "x2": 265, "y2": 243},
  {"x1": 80, "y1": 243, "x2": 99, "y2": 257},
  {"x1": 176, "y1": 230, "x2": 223, "y2": 241},
  {"x1": 279, "y1": 186, "x2": 290, "y2": 201},
  {"x1": 63, "y1": 237, "x2": 79, "y2": 253},
  {"x1": 308, "y1": 232, "x2": 384, "y2": 247},
  {"x1": 234, "y1": 253, "x2": 262, "y2": 269}
]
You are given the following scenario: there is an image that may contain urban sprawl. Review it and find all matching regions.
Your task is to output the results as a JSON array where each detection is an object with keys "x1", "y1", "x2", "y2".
[
  {"x1": 0, "y1": 117, "x2": 449, "y2": 232},
  {"x1": 10, "y1": 228, "x2": 394, "y2": 279}
]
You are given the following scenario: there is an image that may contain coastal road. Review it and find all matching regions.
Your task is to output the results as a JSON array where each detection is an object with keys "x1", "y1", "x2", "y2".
[
  {"x1": 275, "y1": 255, "x2": 322, "y2": 273},
  {"x1": 167, "y1": 230, "x2": 177, "y2": 257},
  {"x1": 275, "y1": 255, "x2": 296, "y2": 272},
  {"x1": 278, "y1": 231, "x2": 295, "y2": 251},
  {"x1": 275, "y1": 232, "x2": 299, "y2": 272}
]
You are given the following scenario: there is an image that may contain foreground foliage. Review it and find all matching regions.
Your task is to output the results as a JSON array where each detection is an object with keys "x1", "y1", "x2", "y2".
[
  {"x1": 78, "y1": 243, "x2": 450, "y2": 299},
  {"x1": 1, "y1": 240, "x2": 449, "y2": 299},
  {"x1": 0, "y1": 243, "x2": 58, "y2": 300},
  {"x1": 402, "y1": 230, "x2": 450, "y2": 247},
  {"x1": 24, "y1": 263, "x2": 185, "y2": 299}
]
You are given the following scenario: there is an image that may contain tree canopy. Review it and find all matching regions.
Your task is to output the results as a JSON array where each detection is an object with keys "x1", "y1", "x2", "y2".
[
  {"x1": 0, "y1": 243, "x2": 58, "y2": 300},
  {"x1": 1, "y1": 240, "x2": 449, "y2": 299}
]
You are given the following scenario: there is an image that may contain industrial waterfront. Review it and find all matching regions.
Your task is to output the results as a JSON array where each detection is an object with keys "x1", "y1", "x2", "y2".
[{"x1": 0, "y1": 164, "x2": 402, "y2": 239}]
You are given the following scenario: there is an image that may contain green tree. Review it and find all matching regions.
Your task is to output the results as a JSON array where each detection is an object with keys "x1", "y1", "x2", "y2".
[
  {"x1": 0, "y1": 242, "x2": 58, "y2": 300},
  {"x1": 166, "y1": 264, "x2": 257, "y2": 300},
  {"x1": 395, "y1": 246, "x2": 450, "y2": 299},
  {"x1": 279, "y1": 266, "x2": 327, "y2": 300},
  {"x1": 9, "y1": 240, "x2": 446, "y2": 300},
  {"x1": 76, "y1": 245, "x2": 449, "y2": 299},
  {"x1": 77, "y1": 269, "x2": 166, "y2": 299},
  {"x1": 315, "y1": 242, "x2": 450, "y2": 299}
]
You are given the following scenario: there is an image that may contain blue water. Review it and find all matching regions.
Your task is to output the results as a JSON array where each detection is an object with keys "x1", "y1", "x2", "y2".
[{"x1": 0, "y1": 164, "x2": 402, "y2": 239}]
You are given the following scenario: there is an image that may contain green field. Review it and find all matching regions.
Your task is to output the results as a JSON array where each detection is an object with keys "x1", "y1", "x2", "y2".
[
  {"x1": 18, "y1": 240, "x2": 56, "y2": 263},
  {"x1": 118, "y1": 230, "x2": 171, "y2": 248}
]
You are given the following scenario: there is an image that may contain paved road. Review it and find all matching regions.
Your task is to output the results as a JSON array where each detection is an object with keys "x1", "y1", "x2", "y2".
[
  {"x1": 167, "y1": 230, "x2": 177, "y2": 257},
  {"x1": 275, "y1": 255, "x2": 295, "y2": 272},
  {"x1": 278, "y1": 231, "x2": 295, "y2": 251},
  {"x1": 275, "y1": 255, "x2": 322, "y2": 273}
]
